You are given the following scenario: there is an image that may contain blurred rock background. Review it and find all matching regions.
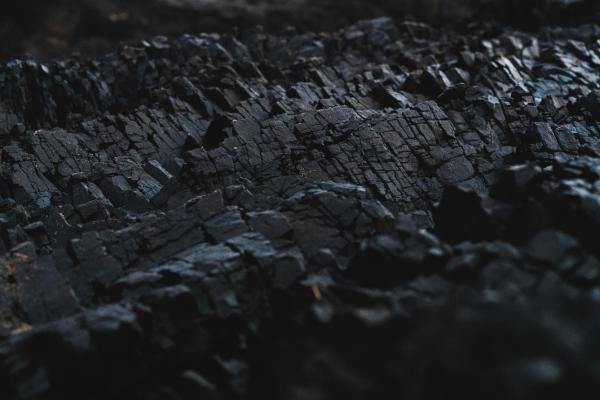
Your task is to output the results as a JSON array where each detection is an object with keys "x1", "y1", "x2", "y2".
[{"x1": 0, "y1": 0, "x2": 597, "y2": 61}]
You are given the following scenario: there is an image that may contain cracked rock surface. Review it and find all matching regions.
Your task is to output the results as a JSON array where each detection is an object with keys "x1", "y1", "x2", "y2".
[{"x1": 2, "y1": 5, "x2": 600, "y2": 400}]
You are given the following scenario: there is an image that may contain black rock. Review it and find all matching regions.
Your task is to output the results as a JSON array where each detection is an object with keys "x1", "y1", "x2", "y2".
[{"x1": 1, "y1": 7, "x2": 600, "y2": 400}]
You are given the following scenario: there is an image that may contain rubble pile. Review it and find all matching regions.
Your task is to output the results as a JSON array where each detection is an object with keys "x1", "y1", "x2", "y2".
[{"x1": 1, "y1": 3, "x2": 600, "y2": 399}]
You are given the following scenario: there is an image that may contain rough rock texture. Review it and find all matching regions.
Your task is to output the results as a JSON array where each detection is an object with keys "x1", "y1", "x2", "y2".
[{"x1": 2, "y1": 5, "x2": 600, "y2": 400}]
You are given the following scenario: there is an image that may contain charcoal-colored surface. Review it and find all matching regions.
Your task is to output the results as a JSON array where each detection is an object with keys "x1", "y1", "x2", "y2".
[
  {"x1": 3, "y1": 3, "x2": 600, "y2": 399},
  {"x1": 2, "y1": 0, "x2": 600, "y2": 61}
]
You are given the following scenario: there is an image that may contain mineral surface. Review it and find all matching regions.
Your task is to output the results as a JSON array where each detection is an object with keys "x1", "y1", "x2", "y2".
[{"x1": 2, "y1": 1, "x2": 600, "y2": 399}]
